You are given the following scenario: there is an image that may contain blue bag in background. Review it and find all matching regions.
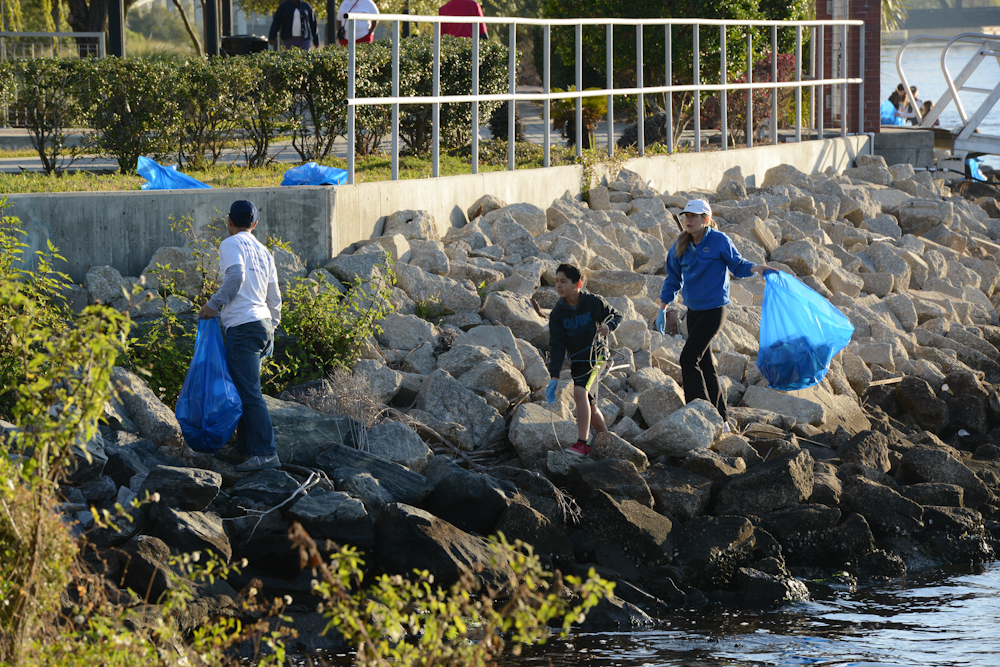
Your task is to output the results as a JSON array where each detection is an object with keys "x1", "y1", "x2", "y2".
[
  {"x1": 756, "y1": 271, "x2": 854, "y2": 391},
  {"x1": 175, "y1": 319, "x2": 243, "y2": 452},
  {"x1": 281, "y1": 161, "x2": 348, "y2": 186},
  {"x1": 138, "y1": 156, "x2": 212, "y2": 190}
]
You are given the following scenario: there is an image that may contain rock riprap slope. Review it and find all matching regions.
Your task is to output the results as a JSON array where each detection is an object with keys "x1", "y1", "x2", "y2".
[{"x1": 51, "y1": 155, "x2": 1000, "y2": 644}]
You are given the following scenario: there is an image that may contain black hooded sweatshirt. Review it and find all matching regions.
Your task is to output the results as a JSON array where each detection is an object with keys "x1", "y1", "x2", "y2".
[{"x1": 547, "y1": 291, "x2": 622, "y2": 378}]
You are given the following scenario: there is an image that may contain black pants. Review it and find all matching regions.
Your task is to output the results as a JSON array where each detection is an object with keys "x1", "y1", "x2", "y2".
[{"x1": 680, "y1": 306, "x2": 727, "y2": 421}]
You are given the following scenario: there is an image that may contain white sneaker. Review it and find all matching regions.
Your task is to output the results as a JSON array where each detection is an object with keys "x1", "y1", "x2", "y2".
[{"x1": 722, "y1": 422, "x2": 732, "y2": 434}]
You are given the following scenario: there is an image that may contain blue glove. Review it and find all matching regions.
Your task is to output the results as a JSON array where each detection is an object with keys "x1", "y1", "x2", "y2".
[
  {"x1": 655, "y1": 309, "x2": 666, "y2": 334},
  {"x1": 546, "y1": 379, "x2": 558, "y2": 404}
]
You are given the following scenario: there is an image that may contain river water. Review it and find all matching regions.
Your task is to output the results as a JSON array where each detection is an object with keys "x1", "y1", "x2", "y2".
[
  {"x1": 501, "y1": 562, "x2": 1000, "y2": 667},
  {"x1": 881, "y1": 36, "x2": 1000, "y2": 168}
]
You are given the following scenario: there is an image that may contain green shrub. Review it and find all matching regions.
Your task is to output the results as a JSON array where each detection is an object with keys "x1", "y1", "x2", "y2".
[
  {"x1": 78, "y1": 57, "x2": 182, "y2": 174},
  {"x1": 5, "y1": 58, "x2": 86, "y2": 174},
  {"x1": 239, "y1": 51, "x2": 299, "y2": 168},
  {"x1": 176, "y1": 56, "x2": 257, "y2": 170},
  {"x1": 286, "y1": 48, "x2": 349, "y2": 161}
]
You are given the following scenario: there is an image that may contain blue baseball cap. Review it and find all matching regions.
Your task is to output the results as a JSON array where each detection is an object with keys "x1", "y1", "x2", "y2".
[{"x1": 229, "y1": 200, "x2": 258, "y2": 227}]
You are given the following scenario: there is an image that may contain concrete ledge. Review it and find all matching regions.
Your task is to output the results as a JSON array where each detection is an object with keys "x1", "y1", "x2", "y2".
[
  {"x1": 6, "y1": 134, "x2": 871, "y2": 283},
  {"x1": 873, "y1": 127, "x2": 935, "y2": 168}
]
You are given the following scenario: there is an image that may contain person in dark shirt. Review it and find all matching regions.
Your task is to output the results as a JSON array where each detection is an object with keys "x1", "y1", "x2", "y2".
[
  {"x1": 268, "y1": 0, "x2": 320, "y2": 50},
  {"x1": 546, "y1": 263, "x2": 622, "y2": 456}
]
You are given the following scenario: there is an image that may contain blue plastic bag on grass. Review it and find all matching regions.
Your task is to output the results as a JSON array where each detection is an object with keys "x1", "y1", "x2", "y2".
[
  {"x1": 281, "y1": 161, "x2": 348, "y2": 186},
  {"x1": 175, "y1": 319, "x2": 242, "y2": 452},
  {"x1": 138, "y1": 156, "x2": 212, "y2": 190},
  {"x1": 756, "y1": 271, "x2": 854, "y2": 391}
]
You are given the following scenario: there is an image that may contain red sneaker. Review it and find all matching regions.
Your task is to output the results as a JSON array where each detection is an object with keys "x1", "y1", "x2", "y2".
[{"x1": 567, "y1": 440, "x2": 591, "y2": 457}]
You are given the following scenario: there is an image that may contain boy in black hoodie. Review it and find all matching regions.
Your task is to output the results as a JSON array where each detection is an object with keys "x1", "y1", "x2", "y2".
[{"x1": 546, "y1": 263, "x2": 622, "y2": 456}]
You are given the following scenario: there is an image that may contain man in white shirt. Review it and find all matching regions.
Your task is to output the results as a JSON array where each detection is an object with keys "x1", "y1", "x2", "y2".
[
  {"x1": 200, "y1": 200, "x2": 282, "y2": 472},
  {"x1": 336, "y1": 0, "x2": 379, "y2": 45}
]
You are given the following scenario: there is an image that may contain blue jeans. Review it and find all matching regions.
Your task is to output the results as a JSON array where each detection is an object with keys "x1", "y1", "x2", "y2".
[{"x1": 225, "y1": 319, "x2": 276, "y2": 457}]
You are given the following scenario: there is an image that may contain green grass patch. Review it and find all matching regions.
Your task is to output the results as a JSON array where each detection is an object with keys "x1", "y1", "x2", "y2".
[{"x1": 0, "y1": 140, "x2": 582, "y2": 193}]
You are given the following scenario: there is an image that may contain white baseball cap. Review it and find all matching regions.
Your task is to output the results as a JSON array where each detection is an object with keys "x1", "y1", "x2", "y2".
[{"x1": 682, "y1": 199, "x2": 712, "y2": 216}]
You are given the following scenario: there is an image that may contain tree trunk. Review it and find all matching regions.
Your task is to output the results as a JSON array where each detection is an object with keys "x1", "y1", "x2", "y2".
[{"x1": 171, "y1": 0, "x2": 203, "y2": 55}]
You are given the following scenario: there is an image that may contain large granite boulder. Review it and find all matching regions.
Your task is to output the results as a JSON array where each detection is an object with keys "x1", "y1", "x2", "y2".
[
  {"x1": 714, "y1": 450, "x2": 814, "y2": 516},
  {"x1": 414, "y1": 370, "x2": 505, "y2": 448}
]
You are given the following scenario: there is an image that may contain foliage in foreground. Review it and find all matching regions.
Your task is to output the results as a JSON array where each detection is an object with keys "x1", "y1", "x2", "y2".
[{"x1": 0, "y1": 200, "x2": 612, "y2": 665}]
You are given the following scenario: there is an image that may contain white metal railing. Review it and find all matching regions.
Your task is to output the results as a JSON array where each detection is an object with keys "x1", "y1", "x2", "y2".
[
  {"x1": 897, "y1": 32, "x2": 1000, "y2": 157},
  {"x1": 0, "y1": 31, "x2": 106, "y2": 60},
  {"x1": 344, "y1": 15, "x2": 865, "y2": 184}
]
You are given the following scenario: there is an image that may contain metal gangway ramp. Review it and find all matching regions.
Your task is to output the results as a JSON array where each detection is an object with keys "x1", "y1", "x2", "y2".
[{"x1": 897, "y1": 32, "x2": 1000, "y2": 177}]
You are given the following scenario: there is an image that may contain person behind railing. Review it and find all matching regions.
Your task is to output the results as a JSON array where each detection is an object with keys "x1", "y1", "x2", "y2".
[
  {"x1": 438, "y1": 0, "x2": 487, "y2": 38},
  {"x1": 336, "y1": 0, "x2": 380, "y2": 45},
  {"x1": 268, "y1": 0, "x2": 320, "y2": 50},
  {"x1": 880, "y1": 83, "x2": 908, "y2": 126},
  {"x1": 921, "y1": 100, "x2": 940, "y2": 127},
  {"x1": 895, "y1": 85, "x2": 922, "y2": 125}
]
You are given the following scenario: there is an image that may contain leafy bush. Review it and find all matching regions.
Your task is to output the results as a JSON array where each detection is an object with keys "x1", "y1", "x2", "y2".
[
  {"x1": 285, "y1": 48, "x2": 349, "y2": 161},
  {"x1": 5, "y1": 58, "x2": 85, "y2": 174},
  {"x1": 78, "y1": 57, "x2": 182, "y2": 174},
  {"x1": 176, "y1": 56, "x2": 257, "y2": 170},
  {"x1": 239, "y1": 50, "x2": 299, "y2": 168}
]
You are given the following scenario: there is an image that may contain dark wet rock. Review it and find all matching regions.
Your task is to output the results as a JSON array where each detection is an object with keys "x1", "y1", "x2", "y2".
[
  {"x1": 809, "y1": 461, "x2": 842, "y2": 506},
  {"x1": 228, "y1": 511, "x2": 298, "y2": 574},
  {"x1": 580, "y1": 490, "x2": 675, "y2": 565},
  {"x1": 841, "y1": 477, "x2": 924, "y2": 537},
  {"x1": 333, "y1": 470, "x2": 395, "y2": 520},
  {"x1": 836, "y1": 461, "x2": 901, "y2": 490},
  {"x1": 374, "y1": 503, "x2": 510, "y2": 587},
  {"x1": 895, "y1": 377, "x2": 950, "y2": 434},
  {"x1": 946, "y1": 394, "x2": 990, "y2": 436},
  {"x1": 237, "y1": 612, "x2": 346, "y2": 660},
  {"x1": 922, "y1": 506, "x2": 984, "y2": 536},
  {"x1": 675, "y1": 515, "x2": 756, "y2": 588},
  {"x1": 286, "y1": 490, "x2": 373, "y2": 551},
  {"x1": 736, "y1": 567, "x2": 809, "y2": 604},
  {"x1": 139, "y1": 465, "x2": 221, "y2": 512},
  {"x1": 494, "y1": 501, "x2": 573, "y2": 562},
  {"x1": 317, "y1": 444, "x2": 433, "y2": 505},
  {"x1": 612, "y1": 580, "x2": 667, "y2": 613},
  {"x1": 567, "y1": 459, "x2": 654, "y2": 508},
  {"x1": 232, "y1": 469, "x2": 303, "y2": 507},
  {"x1": 593, "y1": 543, "x2": 642, "y2": 582},
  {"x1": 900, "y1": 446, "x2": 992, "y2": 508},
  {"x1": 576, "y1": 594, "x2": 655, "y2": 631},
  {"x1": 148, "y1": 508, "x2": 232, "y2": 561},
  {"x1": 70, "y1": 434, "x2": 108, "y2": 485},
  {"x1": 418, "y1": 457, "x2": 517, "y2": 535},
  {"x1": 81, "y1": 475, "x2": 118, "y2": 502},
  {"x1": 87, "y1": 501, "x2": 146, "y2": 549},
  {"x1": 642, "y1": 464, "x2": 712, "y2": 523},
  {"x1": 104, "y1": 438, "x2": 185, "y2": 489},
  {"x1": 830, "y1": 513, "x2": 876, "y2": 561},
  {"x1": 854, "y1": 548, "x2": 907, "y2": 578},
  {"x1": 265, "y1": 396, "x2": 358, "y2": 467},
  {"x1": 839, "y1": 430, "x2": 890, "y2": 473},
  {"x1": 760, "y1": 504, "x2": 841, "y2": 566},
  {"x1": 900, "y1": 482, "x2": 965, "y2": 507},
  {"x1": 713, "y1": 450, "x2": 814, "y2": 516}
]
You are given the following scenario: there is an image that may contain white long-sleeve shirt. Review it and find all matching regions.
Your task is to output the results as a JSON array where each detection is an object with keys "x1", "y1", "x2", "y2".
[{"x1": 207, "y1": 232, "x2": 281, "y2": 330}]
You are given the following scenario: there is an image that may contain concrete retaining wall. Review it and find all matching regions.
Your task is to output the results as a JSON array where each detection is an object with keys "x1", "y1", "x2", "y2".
[{"x1": 5, "y1": 135, "x2": 869, "y2": 283}]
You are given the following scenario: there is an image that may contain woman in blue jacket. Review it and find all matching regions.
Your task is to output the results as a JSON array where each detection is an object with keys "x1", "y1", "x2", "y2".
[{"x1": 655, "y1": 199, "x2": 777, "y2": 429}]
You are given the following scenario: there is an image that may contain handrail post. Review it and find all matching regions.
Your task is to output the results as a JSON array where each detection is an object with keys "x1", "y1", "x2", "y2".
[
  {"x1": 576, "y1": 23, "x2": 583, "y2": 158},
  {"x1": 472, "y1": 26, "x2": 480, "y2": 174},
  {"x1": 747, "y1": 31, "x2": 753, "y2": 148},
  {"x1": 508, "y1": 22, "x2": 516, "y2": 171},
  {"x1": 606, "y1": 23, "x2": 614, "y2": 158},
  {"x1": 543, "y1": 24, "x2": 550, "y2": 168},
  {"x1": 694, "y1": 24, "x2": 700, "y2": 152},
  {"x1": 433, "y1": 23, "x2": 441, "y2": 178},
  {"x1": 391, "y1": 19, "x2": 400, "y2": 181},
  {"x1": 665, "y1": 24, "x2": 673, "y2": 154},
  {"x1": 818, "y1": 25, "x2": 824, "y2": 139},
  {"x1": 771, "y1": 25, "x2": 778, "y2": 145},
  {"x1": 637, "y1": 23, "x2": 644, "y2": 157},
  {"x1": 720, "y1": 24, "x2": 727, "y2": 151},
  {"x1": 840, "y1": 23, "x2": 847, "y2": 138},
  {"x1": 795, "y1": 25, "x2": 801, "y2": 143},
  {"x1": 348, "y1": 20, "x2": 356, "y2": 185},
  {"x1": 810, "y1": 26, "x2": 816, "y2": 138},
  {"x1": 858, "y1": 24, "x2": 865, "y2": 134}
]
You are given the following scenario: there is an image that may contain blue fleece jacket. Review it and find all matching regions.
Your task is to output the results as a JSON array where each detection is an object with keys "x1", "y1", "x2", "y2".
[{"x1": 660, "y1": 227, "x2": 756, "y2": 311}]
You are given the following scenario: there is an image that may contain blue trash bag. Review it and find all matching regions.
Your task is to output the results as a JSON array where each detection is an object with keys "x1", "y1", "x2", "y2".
[
  {"x1": 175, "y1": 319, "x2": 243, "y2": 452},
  {"x1": 281, "y1": 161, "x2": 348, "y2": 186},
  {"x1": 756, "y1": 271, "x2": 854, "y2": 391},
  {"x1": 966, "y1": 157, "x2": 987, "y2": 182},
  {"x1": 137, "y1": 156, "x2": 212, "y2": 190}
]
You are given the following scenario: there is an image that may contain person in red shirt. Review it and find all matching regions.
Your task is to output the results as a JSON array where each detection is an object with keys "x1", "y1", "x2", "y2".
[{"x1": 438, "y1": 0, "x2": 487, "y2": 38}]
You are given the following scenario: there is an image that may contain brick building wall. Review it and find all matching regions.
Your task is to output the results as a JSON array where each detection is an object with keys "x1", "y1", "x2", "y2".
[{"x1": 817, "y1": 0, "x2": 881, "y2": 134}]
